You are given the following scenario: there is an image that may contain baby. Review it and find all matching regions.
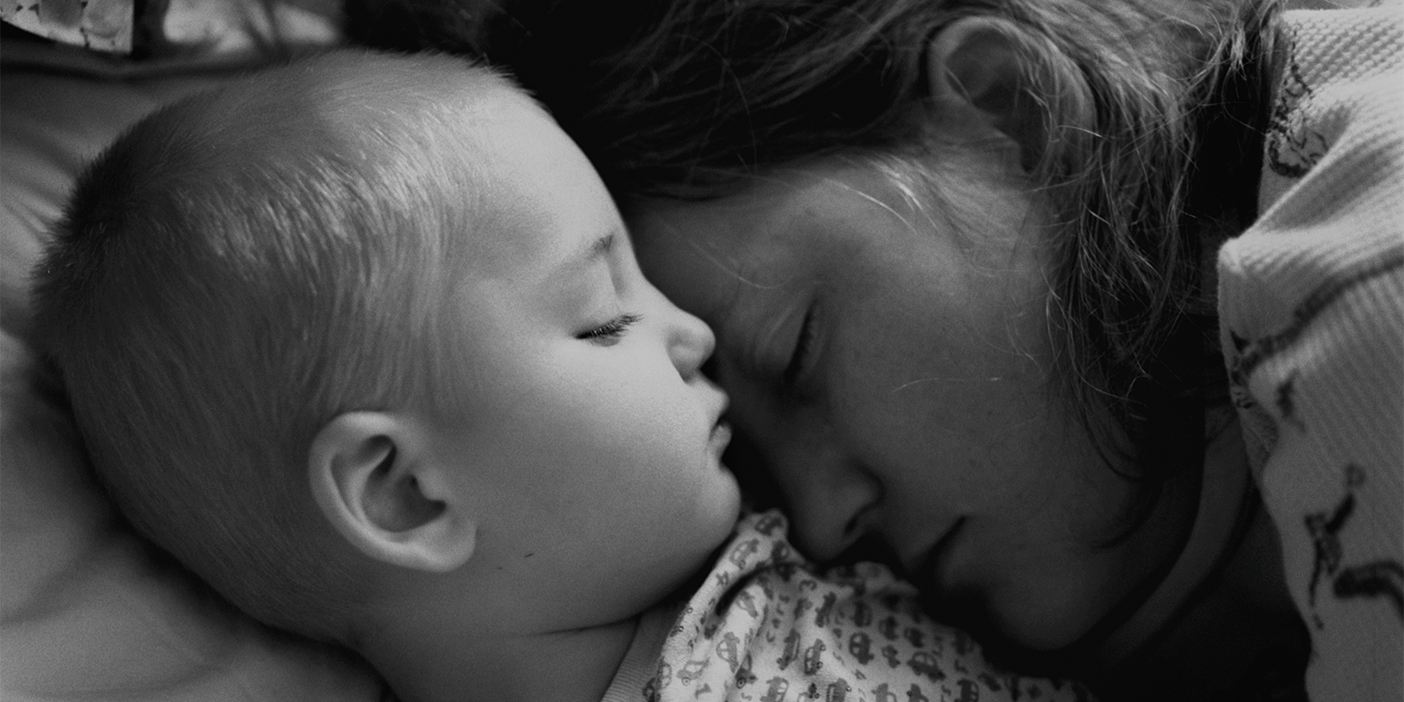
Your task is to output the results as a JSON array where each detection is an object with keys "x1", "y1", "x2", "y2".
[{"x1": 30, "y1": 50, "x2": 1091, "y2": 702}]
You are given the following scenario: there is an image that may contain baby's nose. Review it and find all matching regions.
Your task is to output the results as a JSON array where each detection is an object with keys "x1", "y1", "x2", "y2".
[{"x1": 667, "y1": 303, "x2": 715, "y2": 380}]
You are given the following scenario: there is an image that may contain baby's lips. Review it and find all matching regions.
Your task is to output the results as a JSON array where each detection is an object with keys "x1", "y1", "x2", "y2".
[
  {"x1": 709, "y1": 420, "x2": 733, "y2": 457},
  {"x1": 707, "y1": 379, "x2": 730, "y2": 419}
]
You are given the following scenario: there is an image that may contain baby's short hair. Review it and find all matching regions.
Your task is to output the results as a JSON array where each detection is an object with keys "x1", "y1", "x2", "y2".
[{"x1": 30, "y1": 50, "x2": 521, "y2": 641}]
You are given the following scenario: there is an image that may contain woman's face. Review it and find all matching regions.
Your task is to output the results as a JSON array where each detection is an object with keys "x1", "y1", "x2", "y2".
[{"x1": 629, "y1": 156, "x2": 1195, "y2": 656}]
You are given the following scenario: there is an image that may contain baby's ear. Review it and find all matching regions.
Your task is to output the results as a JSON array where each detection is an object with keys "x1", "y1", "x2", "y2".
[
  {"x1": 308, "y1": 412, "x2": 476, "y2": 572},
  {"x1": 925, "y1": 16, "x2": 1091, "y2": 173}
]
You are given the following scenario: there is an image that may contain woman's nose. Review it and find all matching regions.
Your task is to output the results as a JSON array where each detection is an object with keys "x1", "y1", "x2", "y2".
[
  {"x1": 770, "y1": 439, "x2": 883, "y2": 563},
  {"x1": 665, "y1": 299, "x2": 716, "y2": 380}
]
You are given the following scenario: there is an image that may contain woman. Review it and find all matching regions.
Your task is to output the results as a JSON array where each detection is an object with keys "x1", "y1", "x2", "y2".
[{"x1": 348, "y1": 1, "x2": 1403, "y2": 699}]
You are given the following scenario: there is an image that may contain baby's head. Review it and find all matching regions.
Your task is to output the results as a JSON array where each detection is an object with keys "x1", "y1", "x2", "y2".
[{"x1": 31, "y1": 50, "x2": 740, "y2": 646}]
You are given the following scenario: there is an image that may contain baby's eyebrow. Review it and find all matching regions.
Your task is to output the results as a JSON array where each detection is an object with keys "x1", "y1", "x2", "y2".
[
  {"x1": 557, "y1": 232, "x2": 617, "y2": 275},
  {"x1": 589, "y1": 232, "x2": 617, "y2": 259}
]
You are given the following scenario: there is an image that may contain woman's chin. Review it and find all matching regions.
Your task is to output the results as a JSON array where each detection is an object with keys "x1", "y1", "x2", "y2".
[{"x1": 925, "y1": 589, "x2": 1106, "y2": 676}]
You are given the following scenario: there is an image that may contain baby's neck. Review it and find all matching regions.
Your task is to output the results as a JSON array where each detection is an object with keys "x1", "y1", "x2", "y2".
[{"x1": 358, "y1": 611, "x2": 642, "y2": 702}]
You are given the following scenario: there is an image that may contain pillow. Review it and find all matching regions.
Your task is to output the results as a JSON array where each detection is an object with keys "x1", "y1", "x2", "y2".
[{"x1": 0, "y1": 46, "x2": 387, "y2": 702}]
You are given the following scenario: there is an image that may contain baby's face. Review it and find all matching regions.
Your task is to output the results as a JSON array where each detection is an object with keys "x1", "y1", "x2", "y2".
[{"x1": 425, "y1": 90, "x2": 741, "y2": 625}]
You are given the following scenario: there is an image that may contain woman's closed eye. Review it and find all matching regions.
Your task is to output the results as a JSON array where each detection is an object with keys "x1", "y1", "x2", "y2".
[
  {"x1": 578, "y1": 313, "x2": 642, "y2": 346},
  {"x1": 782, "y1": 304, "x2": 817, "y2": 386}
]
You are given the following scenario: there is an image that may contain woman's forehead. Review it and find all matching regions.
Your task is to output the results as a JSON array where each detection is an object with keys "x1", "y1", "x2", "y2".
[
  {"x1": 629, "y1": 149, "x2": 1049, "y2": 327},
  {"x1": 630, "y1": 161, "x2": 919, "y2": 266},
  {"x1": 628, "y1": 171, "x2": 906, "y2": 325},
  {"x1": 629, "y1": 190, "x2": 816, "y2": 295}
]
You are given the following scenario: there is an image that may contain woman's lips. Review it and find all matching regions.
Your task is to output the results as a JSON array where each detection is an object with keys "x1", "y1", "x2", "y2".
[
  {"x1": 914, "y1": 517, "x2": 997, "y2": 637},
  {"x1": 916, "y1": 517, "x2": 968, "y2": 595}
]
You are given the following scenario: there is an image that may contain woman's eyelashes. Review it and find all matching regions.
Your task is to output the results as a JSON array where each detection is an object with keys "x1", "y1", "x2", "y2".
[
  {"x1": 578, "y1": 313, "x2": 642, "y2": 346},
  {"x1": 782, "y1": 304, "x2": 817, "y2": 386}
]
